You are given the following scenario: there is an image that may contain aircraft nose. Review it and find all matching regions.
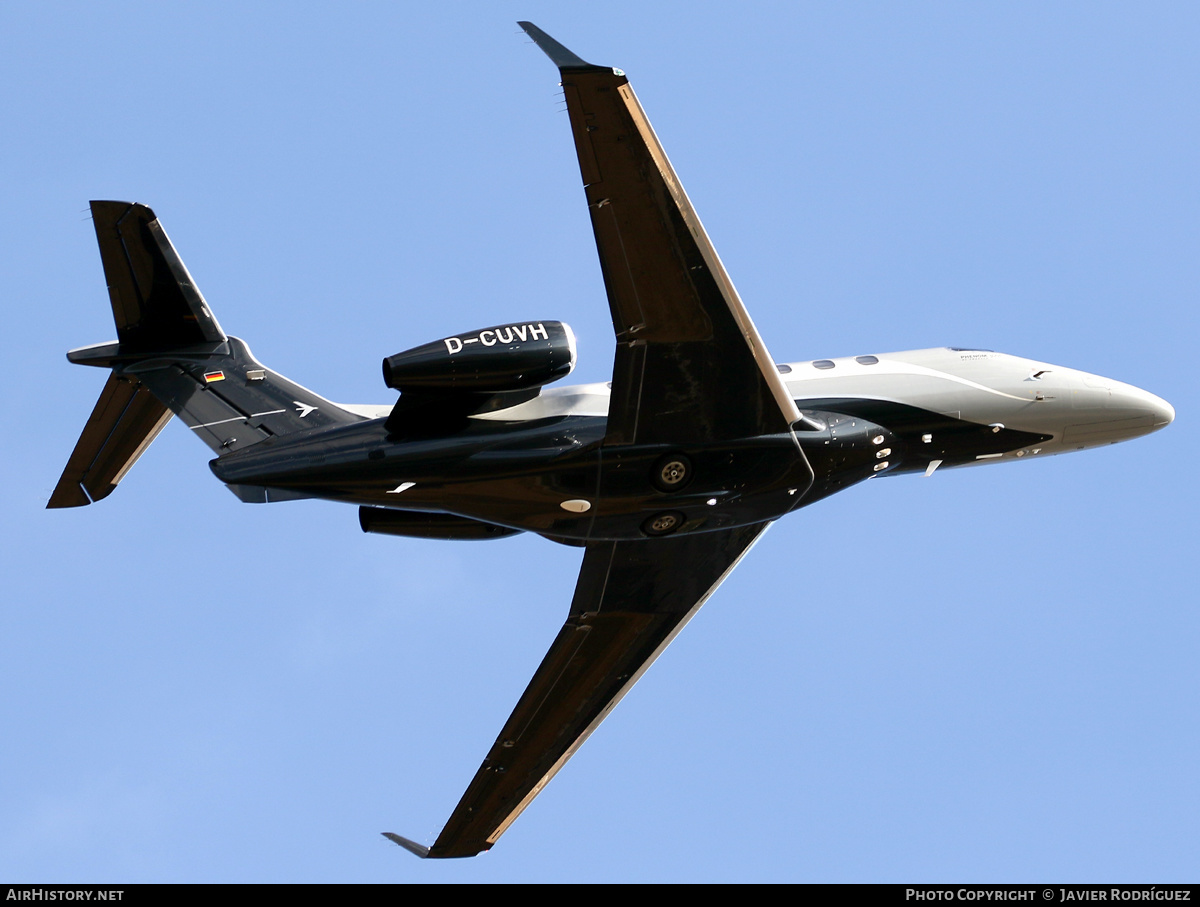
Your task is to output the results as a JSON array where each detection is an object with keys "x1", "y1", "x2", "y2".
[
  {"x1": 1109, "y1": 382, "x2": 1175, "y2": 436},
  {"x1": 1128, "y1": 386, "x2": 1175, "y2": 428},
  {"x1": 1151, "y1": 393, "x2": 1175, "y2": 427},
  {"x1": 1062, "y1": 374, "x2": 1175, "y2": 447}
]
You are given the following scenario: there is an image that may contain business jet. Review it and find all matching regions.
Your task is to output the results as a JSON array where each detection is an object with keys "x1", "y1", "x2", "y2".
[{"x1": 48, "y1": 23, "x2": 1173, "y2": 859}]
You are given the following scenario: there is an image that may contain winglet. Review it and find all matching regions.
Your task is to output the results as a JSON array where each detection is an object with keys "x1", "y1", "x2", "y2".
[
  {"x1": 518, "y1": 21, "x2": 611, "y2": 72},
  {"x1": 382, "y1": 832, "x2": 430, "y2": 858}
]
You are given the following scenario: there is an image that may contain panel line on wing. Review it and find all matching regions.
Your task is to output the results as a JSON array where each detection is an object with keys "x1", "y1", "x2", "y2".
[
  {"x1": 505, "y1": 625, "x2": 593, "y2": 744},
  {"x1": 590, "y1": 201, "x2": 645, "y2": 336}
]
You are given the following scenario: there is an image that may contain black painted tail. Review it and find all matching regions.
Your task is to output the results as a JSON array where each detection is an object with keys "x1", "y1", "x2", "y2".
[{"x1": 48, "y1": 201, "x2": 361, "y2": 508}]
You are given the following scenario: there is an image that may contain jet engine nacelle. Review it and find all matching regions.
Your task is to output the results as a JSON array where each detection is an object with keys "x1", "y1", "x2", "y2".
[{"x1": 383, "y1": 321, "x2": 576, "y2": 393}]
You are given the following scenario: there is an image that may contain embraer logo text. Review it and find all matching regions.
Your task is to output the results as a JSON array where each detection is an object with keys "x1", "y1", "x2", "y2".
[{"x1": 444, "y1": 323, "x2": 549, "y2": 354}]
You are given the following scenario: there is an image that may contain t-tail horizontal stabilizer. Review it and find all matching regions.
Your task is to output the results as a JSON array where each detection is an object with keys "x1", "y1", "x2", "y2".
[{"x1": 47, "y1": 373, "x2": 172, "y2": 508}]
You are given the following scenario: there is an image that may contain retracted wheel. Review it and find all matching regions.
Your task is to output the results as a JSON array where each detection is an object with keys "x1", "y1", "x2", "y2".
[
  {"x1": 642, "y1": 511, "x2": 685, "y2": 537},
  {"x1": 651, "y1": 453, "x2": 693, "y2": 492}
]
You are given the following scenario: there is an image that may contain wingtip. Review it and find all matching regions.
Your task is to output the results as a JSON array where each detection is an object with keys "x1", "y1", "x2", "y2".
[
  {"x1": 88, "y1": 200, "x2": 142, "y2": 216},
  {"x1": 517, "y1": 21, "x2": 609, "y2": 72},
  {"x1": 382, "y1": 832, "x2": 430, "y2": 858}
]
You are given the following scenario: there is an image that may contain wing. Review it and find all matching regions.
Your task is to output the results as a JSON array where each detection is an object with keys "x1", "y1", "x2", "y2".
[
  {"x1": 519, "y1": 22, "x2": 801, "y2": 446},
  {"x1": 387, "y1": 521, "x2": 771, "y2": 858}
]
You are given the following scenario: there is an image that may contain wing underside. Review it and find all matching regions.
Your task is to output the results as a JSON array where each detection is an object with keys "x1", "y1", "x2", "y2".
[
  {"x1": 393, "y1": 521, "x2": 770, "y2": 858},
  {"x1": 519, "y1": 21, "x2": 800, "y2": 446}
]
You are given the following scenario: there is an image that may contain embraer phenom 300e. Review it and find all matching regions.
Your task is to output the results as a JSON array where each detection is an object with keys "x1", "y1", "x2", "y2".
[{"x1": 48, "y1": 23, "x2": 1174, "y2": 859}]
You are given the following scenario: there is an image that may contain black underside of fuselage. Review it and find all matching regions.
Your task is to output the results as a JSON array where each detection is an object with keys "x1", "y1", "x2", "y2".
[
  {"x1": 210, "y1": 398, "x2": 1050, "y2": 542},
  {"x1": 798, "y1": 396, "x2": 1050, "y2": 476}
]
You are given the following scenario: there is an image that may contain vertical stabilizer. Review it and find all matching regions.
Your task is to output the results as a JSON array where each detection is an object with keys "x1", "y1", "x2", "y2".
[{"x1": 90, "y1": 201, "x2": 226, "y2": 350}]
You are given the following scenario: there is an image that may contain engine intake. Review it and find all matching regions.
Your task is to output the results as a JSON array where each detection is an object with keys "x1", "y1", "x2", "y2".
[{"x1": 383, "y1": 321, "x2": 576, "y2": 393}]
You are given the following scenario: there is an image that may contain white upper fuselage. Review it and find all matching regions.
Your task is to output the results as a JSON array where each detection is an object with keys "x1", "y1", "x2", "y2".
[
  {"x1": 779, "y1": 347, "x2": 1175, "y2": 461},
  {"x1": 344, "y1": 347, "x2": 1174, "y2": 467}
]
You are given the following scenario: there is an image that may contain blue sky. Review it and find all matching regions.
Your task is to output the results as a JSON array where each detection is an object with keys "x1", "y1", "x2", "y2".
[{"x1": 2, "y1": 1, "x2": 1197, "y2": 883}]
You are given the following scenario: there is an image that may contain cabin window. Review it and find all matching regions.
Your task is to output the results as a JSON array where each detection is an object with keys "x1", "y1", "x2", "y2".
[
  {"x1": 813, "y1": 359, "x2": 835, "y2": 370},
  {"x1": 855, "y1": 355, "x2": 879, "y2": 365},
  {"x1": 776, "y1": 363, "x2": 792, "y2": 374}
]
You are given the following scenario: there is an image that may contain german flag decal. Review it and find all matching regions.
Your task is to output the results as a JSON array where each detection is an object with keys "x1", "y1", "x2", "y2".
[{"x1": 203, "y1": 371, "x2": 225, "y2": 383}]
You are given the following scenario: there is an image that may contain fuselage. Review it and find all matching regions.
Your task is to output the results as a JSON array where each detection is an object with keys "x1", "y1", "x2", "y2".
[
  {"x1": 465, "y1": 346, "x2": 1175, "y2": 459},
  {"x1": 782, "y1": 347, "x2": 1175, "y2": 459},
  {"x1": 211, "y1": 347, "x2": 1174, "y2": 542}
]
